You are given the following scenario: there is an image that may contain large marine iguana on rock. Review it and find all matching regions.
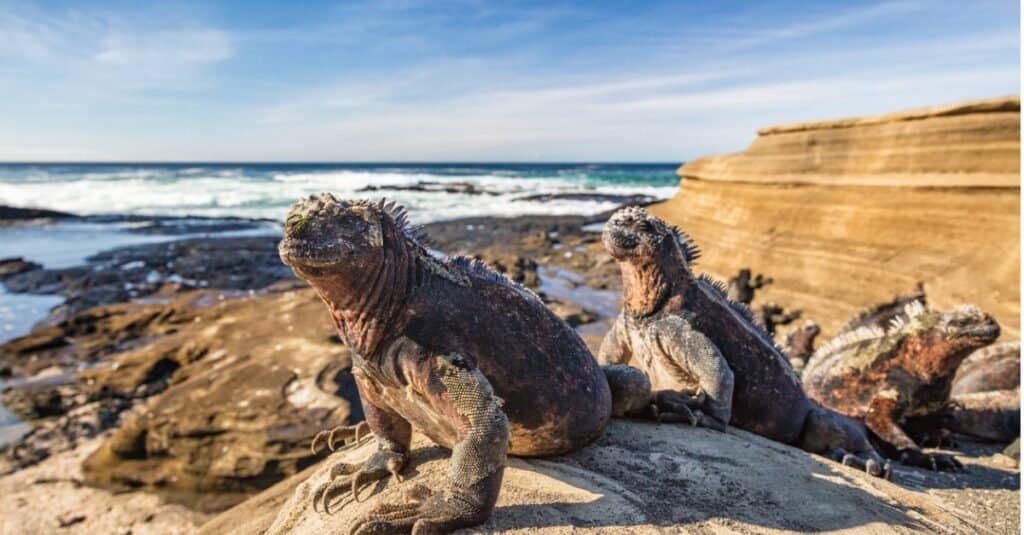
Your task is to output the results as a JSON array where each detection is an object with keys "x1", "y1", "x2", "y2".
[
  {"x1": 598, "y1": 206, "x2": 889, "y2": 477},
  {"x1": 276, "y1": 194, "x2": 654, "y2": 534},
  {"x1": 803, "y1": 301, "x2": 1000, "y2": 470}
]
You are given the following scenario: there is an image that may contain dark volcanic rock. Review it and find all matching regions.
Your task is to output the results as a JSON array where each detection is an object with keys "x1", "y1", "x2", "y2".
[
  {"x1": 2, "y1": 236, "x2": 295, "y2": 323},
  {"x1": 514, "y1": 192, "x2": 660, "y2": 205},
  {"x1": 0, "y1": 205, "x2": 75, "y2": 222},
  {"x1": 357, "y1": 180, "x2": 501, "y2": 195}
]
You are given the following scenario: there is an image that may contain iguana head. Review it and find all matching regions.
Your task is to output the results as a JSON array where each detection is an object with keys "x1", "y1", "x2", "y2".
[
  {"x1": 602, "y1": 207, "x2": 699, "y2": 266},
  {"x1": 603, "y1": 207, "x2": 700, "y2": 315},
  {"x1": 890, "y1": 302, "x2": 1000, "y2": 378},
  {"x1": 279, "y1": 194, "x2": 425, "y2": 353},
  {"x1": 278, "y1": 193, "x2": 392, "y2": 278},
  {"x1": 785, "y1": 320, "x2": 821, "y2": 358}
]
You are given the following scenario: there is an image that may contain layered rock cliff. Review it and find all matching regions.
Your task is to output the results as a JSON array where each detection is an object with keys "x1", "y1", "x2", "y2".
[{"x1": 650, "y1": 96, "x2": 1020, "y2": 339}]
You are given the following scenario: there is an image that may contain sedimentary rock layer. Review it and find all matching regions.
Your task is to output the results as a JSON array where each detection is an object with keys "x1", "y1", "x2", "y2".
[
  {"x1": 650, "y1": 96, "x2": 1020, "y2": 339},
  {"x1": 680, "y1": 95, "x2": 1019, "y2": 187}
]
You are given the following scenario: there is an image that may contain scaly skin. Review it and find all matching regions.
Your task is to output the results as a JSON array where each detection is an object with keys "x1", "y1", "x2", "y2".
[
  {"x1": 277, "y1": 194, "x2": 650, "y2": 534},
  {"x1": 835, "y1": 283, "x2": 926, "y2": 335},
  {"x1": 599, "y1": 206, "x2": 889, "y2": 478},
  {"x1": 926, "y1": 341, "x2": 1020, "y2": 443},
  {"x1": 803, "y1": 302, "x2": 1000, "y2": 470},
  {"x1": 784, "y1": 320, "x2": 821, "y2": 376}
]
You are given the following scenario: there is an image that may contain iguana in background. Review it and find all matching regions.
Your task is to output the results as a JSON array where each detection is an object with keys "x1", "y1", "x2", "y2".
[
  {"x1": 803, "y1": 302, "x2": 1000, "y2": 471},
  {"x1": 275, "y1": 194, "x2": 653, "y2": 534},
  {"x1": 835, "y1": 283, "x2": 926, "y2": 335},
  {"x1": 726, "y1": 268, "x2": 772, "y2": 304},
  {"x1": 784, "y1": 320, "x2": 821, "y2": 375},
  {"x1": 756, "y1": 302, "x2": 802, "y2": 337},
  {"x1": 599, "y1": 207, "x2": 889, "y2": 477},
  {"x1": 937, "y1": 340, "x2": 1019, "y2": 443}
]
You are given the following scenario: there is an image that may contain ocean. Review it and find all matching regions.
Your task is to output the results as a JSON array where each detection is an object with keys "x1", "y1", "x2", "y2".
[
  {"x1": 0, "y1": 162, "x2": 680, "y2": 222},
  {"x1": 0, "y1": 162, "x2": 679, "y2": 344}
]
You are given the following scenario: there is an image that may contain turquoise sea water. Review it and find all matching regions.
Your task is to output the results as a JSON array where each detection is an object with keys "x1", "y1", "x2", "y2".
[{"x1": 0, "y1": 163, "x2": 679, "y2": 222}]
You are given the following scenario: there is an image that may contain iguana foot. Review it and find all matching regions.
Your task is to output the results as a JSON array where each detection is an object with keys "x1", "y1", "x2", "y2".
[
  {"x1": 651, "y1": 391, "x2": 727, "y2": 430},
  {"x1": 349, "y1": 475, "x2": 497, "y2": 535},
  {"x1": 899, "y1": 449, "x2": 963, "y2": 472},
  {"x1": 312, "y1": 448, "x2": 408, "y2": 514},
  {"x1": 311, "y1": 421, "x2": 372, "y2": 454},
  {"x1": 827, "y1": 447, "x2": 892, "y2": 479}
]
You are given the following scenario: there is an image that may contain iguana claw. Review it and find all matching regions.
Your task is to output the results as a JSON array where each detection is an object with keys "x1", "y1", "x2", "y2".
[
  {"x1": 310, "y1": 448, "x2": 408, "y2": 515},
  {"x1": 310, "y1": 421, "x2": 371, "y2": 455}
]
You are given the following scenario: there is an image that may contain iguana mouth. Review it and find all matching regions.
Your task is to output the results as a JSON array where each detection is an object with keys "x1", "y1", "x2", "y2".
[
  {"x1": 959, "y1": 320, "x2": 1000, "y2": 341},
  {"x1": 602, "y1": 227, "x2": 640, "y2": 259},
  {"x1": 277, "y1": 193, "x2": 366, "y2": 270}
]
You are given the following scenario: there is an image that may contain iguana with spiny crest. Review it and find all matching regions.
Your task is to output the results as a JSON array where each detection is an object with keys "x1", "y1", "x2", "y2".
[
  {"x1": 803, "y1": 301, "x2": 1000, "y2": 471},
  {"x1": 275, "y1": 194, "x2": 654, "y2": 534},
  {"x1": 599, "y1": 206, "x2": 889, "y2": 477}
]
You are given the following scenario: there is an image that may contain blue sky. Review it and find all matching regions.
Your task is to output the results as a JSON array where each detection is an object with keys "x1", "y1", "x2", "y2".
[{"x1": 0, "y1": 0, "x2": 1019, "y2": 162}]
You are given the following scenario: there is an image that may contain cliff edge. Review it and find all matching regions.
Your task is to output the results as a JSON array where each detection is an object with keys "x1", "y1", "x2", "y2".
[{"x1": 650, "y1": 96, "x2": 1020, "y2": 339}]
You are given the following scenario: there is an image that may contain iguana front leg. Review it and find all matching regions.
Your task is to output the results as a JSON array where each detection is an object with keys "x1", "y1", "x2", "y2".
[
  {"x1": 866, "y1": 391, "x2": 961, "y2": 471},
  {"x1": 600, "y1": 318, "x2": 658, "y2": 418},
  {"x1": 650, "y1": 317, "x2": 734, "y2": 430},
  {"x1": 350, "y1": 353, "x2": 509, "y2": 535},
  {"x1": 313, "y1": 368, "x2": 414, "y2": 513}
]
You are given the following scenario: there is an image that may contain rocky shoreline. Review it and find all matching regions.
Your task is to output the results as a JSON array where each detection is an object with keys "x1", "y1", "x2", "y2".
[{"x1": 0, "y1": 204, "x2": 1018, "y2": 534}]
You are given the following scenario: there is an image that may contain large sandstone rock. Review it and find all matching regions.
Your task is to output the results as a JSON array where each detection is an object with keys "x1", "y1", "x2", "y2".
[
  {"x1": 200, "y1": 421, "x2": 1002, "y2": 534},
  {"x1": 650, "y1": 96, "x2": 1020, "y2": 339}
]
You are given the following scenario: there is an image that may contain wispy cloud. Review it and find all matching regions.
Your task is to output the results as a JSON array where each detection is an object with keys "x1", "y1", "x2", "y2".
[
  {"x1": 0, "y1": 2, "x2": 233, "y2": 93},
  {"x1": 0, "y1": 0, "x2": 1017, "y2": 161}
]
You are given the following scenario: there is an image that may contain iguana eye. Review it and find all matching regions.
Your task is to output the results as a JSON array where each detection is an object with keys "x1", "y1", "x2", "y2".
[{"x1": 638, "y1": 220, "x2": 653, "y2": 233}]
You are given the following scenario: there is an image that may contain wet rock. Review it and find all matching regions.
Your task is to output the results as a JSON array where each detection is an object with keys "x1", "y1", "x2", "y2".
[
  {"x1": 0, "y1": 257, "x2": 43, "y2": 279},
  {"x1": 0, "y1": 204, "x2": 75, "y2": 223},
  {"x1": 514, "y1": 192, "x2": 660, "y2": 205},
  {"x1": 2, "y1": 236, "x2": 294, "y2": 323},
  {"x1": 2, "y1": 288, "x2": 360, "y2": 513},
  {"x1": 357, "y1": 180, "x2": 501, "y2": 195}
]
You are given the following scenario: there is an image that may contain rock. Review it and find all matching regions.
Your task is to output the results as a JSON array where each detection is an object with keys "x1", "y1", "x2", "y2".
[
  {"x1": 0, "y1": 204, "x2": 75, "y2": 223},
  {"x1": 650, "y1": 96, "x2": 1020, "y2": 340},
  {"x1": 77, "y1": 289, "x2": 361, "y2": 512},
  {"x1": 1, "y1": 288, "x2": 361, "y2": 511},
  {"x1": 683, "y1": 95, "x2": 1019, "y2": 187},
  {"x1": 513, "y1": 192, "x2": 660, "y2": 205},
  {"x1": 0, "y1": 257, "x2": 42, "y2": 279},
  {"x1": 356, "y1": 180, "x2": 501, "y2": 195},
  {"x1": 201, "y1": 421, "x2": 995, "y2": 534},
  {"x1": 0, "y1": 436, "x2": 209, "y2": 534},
  {"x1": 1, "y1": 236, "x2": 294, "y2": 323}
]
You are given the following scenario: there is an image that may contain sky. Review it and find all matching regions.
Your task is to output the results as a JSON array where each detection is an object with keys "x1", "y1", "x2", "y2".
[{"x1": 0, "y1": 0, "x2": 1019, "y2": 162}]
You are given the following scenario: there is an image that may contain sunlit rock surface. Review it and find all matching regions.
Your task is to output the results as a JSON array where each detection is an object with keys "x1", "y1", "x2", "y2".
[{"x1": 650, "y1": 96, "x2": 1020, "y2": 340}]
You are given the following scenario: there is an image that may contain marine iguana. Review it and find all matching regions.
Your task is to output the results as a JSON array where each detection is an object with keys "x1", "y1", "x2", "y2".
[
  {"x1": 756, "y1": 301, "x2": 802, "y2": 337},
  {"x1": 598, "y1": 206, "x2": 888, "y2": 477},
  {"x1": 835, "y1": 283, "x2": 926, "y2": 335},
  {"x1": 276, "y1": 194, "x2": 653, "y2": 534},
  {"x1": 726, "y1": 268, "x2": 772, "y2": 304},
  {"x1": 784, "y1": 320, "x2": 821, "y2": 375},
  {"x1": 938, "y1": 340, "x2": 1019, "y2": 442},
  {"x1": 803, "y1": 301, "x2": 1000, "y2": 470}
]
